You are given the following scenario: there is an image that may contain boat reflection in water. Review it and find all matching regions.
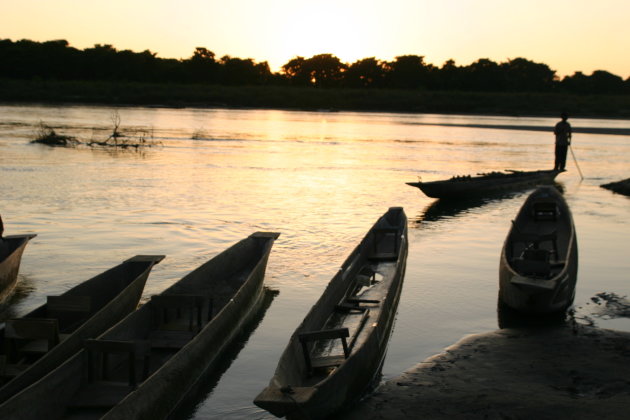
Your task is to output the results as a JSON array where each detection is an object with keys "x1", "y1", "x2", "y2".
[
  {"x1": 497, "y1": 297, "x2": 572, "y2": 329},
  {"x1": 412, "y1": 183, "x2": 565, "y2": 225},
  {"x1": 172, "y1": 288, "x2": 279, "y2": 419}
]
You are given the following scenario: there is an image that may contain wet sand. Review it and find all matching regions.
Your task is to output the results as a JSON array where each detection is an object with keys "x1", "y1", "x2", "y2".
[{"x1": 345, "y1": 325, "x2": 630, "y2": 420}]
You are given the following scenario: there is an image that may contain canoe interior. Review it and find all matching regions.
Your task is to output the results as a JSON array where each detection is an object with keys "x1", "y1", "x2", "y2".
[
  {"x1": 255, "y1": 208, "x2": 408, "y2": 419},
  {"x1": 507, "y1": 192, "x2": 572, "y2": 276},
  {"x1": 499, "y1": 186, "x2": 578, "y2": 312},
  {"x1": 0, "y1": 255, "x2": 163, "y2": 403},
  {"x1": 0, "y1": 233, "x2": 278, "y2": 420}
]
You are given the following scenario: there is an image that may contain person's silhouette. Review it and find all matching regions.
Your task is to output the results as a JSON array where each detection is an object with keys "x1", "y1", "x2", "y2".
[{"x1": 553, "y1": 112, "x2": 571, "y2": 171}]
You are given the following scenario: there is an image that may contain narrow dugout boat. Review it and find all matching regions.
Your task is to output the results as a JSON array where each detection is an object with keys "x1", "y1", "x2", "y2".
[
  {"x1": 255, "y1": 208, "x2": 408, "y2": 419},
  {"x1": 0, "y1": 232, "x2": 279, "y2": 419},
  {"x1": 0, "y1": 254, "x2": 164, "y2": 404},
  {"x1": 0, "y1": 234, "x2": 37, "y2": 303},
  {"x1": 406, "y1": 169, "x2": 562, "y2": 200},
  {"x1": 499, "y1": 186, "x2": 578, "y2": 313}
]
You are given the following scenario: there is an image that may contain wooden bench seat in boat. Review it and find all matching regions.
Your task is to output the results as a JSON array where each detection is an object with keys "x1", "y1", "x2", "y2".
[
  {"x1": 71, "y1": 339, "x2": 151, "y2": 408},
  {"x1": 46, "y1": 295, "x2": 92, "y2": 331},
  {"x1": 299, "y1": 328, "x2": 350, "y2": 373},
  {"x1": 148, "y1": 294, "x2": 212, "y2": 349},
  {"x1": 4, "y1": 318, "x2": 60, "y2": 357},
  {"x1": 0, "y1": 355, "x2": 26, "y2": 378},
  {"x1": 84, "y1": 339, "x2": 151, "y2": 386},
  {"x1": 510, "y1": 221, "x2": 558, "y2": 259},
  {"x1": 46, "y1": 295, "x2": 91, "y2": 317},
  {"x1": 369, "y1": 228, "x2": 400, "y2": 261},
  {"x1": 532, "y1": 202, "x2": 559, "y2": 221}
]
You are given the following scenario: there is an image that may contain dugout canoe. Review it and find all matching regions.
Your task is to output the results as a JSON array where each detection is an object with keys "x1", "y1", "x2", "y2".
[
  {"x1": 0, "y1": 234, "x2": 37, "y2": 303},
  {"x1": 406, "y1": 169, "x2": 562, "y2": 200},
  {"x1": 0, "y1": 254, "x2": 164, "y2": 403},
  {"x1": 499, "y1": 186, "x2": 578, "y2": 313},
  {"x1": 0, "y1": 232, "x2": 279, "y2": 419},
  {"x1": 255, "y1": 208, "x2": 408, "y2": 420}
]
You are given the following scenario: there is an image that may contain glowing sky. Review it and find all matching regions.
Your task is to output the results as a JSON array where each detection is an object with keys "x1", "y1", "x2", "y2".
[{"x1": 2, "y1": 0, "x2": 629, "y2": 78}]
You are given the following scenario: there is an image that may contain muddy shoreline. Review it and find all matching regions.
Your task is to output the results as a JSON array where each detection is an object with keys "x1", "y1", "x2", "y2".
[{"x1": 345, "y1": 325, "x2": 630, "y2": 419}]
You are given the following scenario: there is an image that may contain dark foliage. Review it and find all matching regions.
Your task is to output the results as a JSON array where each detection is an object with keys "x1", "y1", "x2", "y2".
[{"x1": 0, "y1": 38, "x2": 628, "y2": 95}]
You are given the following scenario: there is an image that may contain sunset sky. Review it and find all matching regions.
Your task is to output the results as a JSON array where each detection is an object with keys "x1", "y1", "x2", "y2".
[{"x1": 2, "y1": 0, "x2": 629, "y2": 78}]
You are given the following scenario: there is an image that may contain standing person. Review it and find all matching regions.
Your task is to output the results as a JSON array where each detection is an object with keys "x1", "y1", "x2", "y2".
[{"x1": 554, "y1": 112, "x2": 572, "y2": 171}]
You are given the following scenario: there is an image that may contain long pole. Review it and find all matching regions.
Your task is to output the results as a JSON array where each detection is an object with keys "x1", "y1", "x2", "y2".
[{"x1": 569, "y1": 145, "x2": 584, "y2": 180}]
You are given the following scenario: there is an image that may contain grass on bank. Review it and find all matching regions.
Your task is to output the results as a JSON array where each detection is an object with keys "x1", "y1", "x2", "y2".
[{"x1": 2, "y1": 78, "x2": 630, "y2": 118}]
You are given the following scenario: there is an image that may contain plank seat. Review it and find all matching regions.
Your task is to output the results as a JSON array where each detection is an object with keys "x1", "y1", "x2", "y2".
[
  {"x1": 298, "y1": 328, "x2": 349, "y2": 373},
  {"x1": 84, "y1": 339, "x2": 151, "y2": 387},
  {"x1": 369, "y1": 228, "x2": 399, "y2": 261},
  {"x1": 310, "y1": 355, "x2": 347, "y2": 370},
  {"x1": 0, "y1": 363, "x2": 28, "y2": 378},
  {"x1": 532, "y1": 202, "x2": 559, "y2": 221},
  {"x1": 346, "y1": 297, "x2": 380, "y2": 304},
  {"x1": 4, "y1": 318, "x2": 60, "y2": 359},
  {"x1": 511, "y1": 221, "x2": 558, "y2": 258},
  {"x1": 148, "y1": 329, "x2": 196, "y2": 349},
  {"x1": 46, "y1": 295, "x2": 91, "y2": 315},
  {"x1": 69, "y1": 382, "x2": 134, "y2": 408},
  {"x1": 46, "y1": 295, "x2": 92, "y2": 331},
  {"x1": 337, "y1": 295, "x2": 380, "y2": 311},
  {"x1": 0, "y1": 355, "x2": 29, "y2": 378},
  {"x1": 150, "y1": 294, "x2": 211, "y2": 332}
]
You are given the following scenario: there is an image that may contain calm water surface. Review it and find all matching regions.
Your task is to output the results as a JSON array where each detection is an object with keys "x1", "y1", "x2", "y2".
[{"x1": 1, "y1": 105, "x2": 629, "y2": 418}]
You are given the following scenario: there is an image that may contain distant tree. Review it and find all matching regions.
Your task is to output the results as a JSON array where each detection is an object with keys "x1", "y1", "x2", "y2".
[
  {"x1": 281, "y1": 56, "x2": 310, "y2": 86},
  {"x1": 304, "y1": 54, "x2": 347, "y2": 87},
  {"x1": 0, "y1": 38, "x2": 627, "y2": 95},
  {"x1": 588, "y1": 70, "x2": 625, "y2": 93},
  {"x1": 461, "y1": 58, "x2": 504, "y2": 91},
  {"x1": 559, "y1": 70, "x2": 625, "y2": 94},
  {"x1": 343, "y1": 57, "x2": 386, "y2": 88},
  {"x1": 281, "y1": 54, "x2": 346, "y2": 87},
  {"x1": 219, "y1": 55, "x2": 271, "y2": 85},
  {"x1": 560, "y1": 70, "x2": 628, "y2": 94},
  {"x1": 384, "y1": 55, "x2": 435, "y2": 89},
  {"x1": 501, "y1": 57, "x2": 556, "y2": 92},
  {"x1": 183, "y1": 47, "x2": 220, "y2": 83},
  {"x1": 437, "y1": 59, "x2": 464, "y2": 90}
]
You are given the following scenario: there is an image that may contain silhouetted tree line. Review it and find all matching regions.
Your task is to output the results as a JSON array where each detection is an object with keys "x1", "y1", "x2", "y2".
[{"x1": 1, "y1": 39, "x2": 628, "y2": 94}]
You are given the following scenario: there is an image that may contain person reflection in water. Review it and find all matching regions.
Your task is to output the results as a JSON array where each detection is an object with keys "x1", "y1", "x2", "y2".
[{"x1": 553, "y1": 112, "x2": 572, "y2": 171}]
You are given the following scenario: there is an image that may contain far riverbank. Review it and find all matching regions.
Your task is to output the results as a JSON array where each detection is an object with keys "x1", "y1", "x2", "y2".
[{"x1": 2, "y1": 79, "x2": 630, "y2": 119}]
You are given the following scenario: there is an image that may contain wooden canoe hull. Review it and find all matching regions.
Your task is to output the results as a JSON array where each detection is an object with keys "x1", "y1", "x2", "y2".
[
  {"x1": 407, "y1": 169, "x2": 561, "y2": 200},
  {"x1": 0, "y1": 234, "x2": 37, "y2": 303},
  {"x1": 0, "y1": 232, "x2": 278, "y2": 419},
  {"x1": 499, "y1": 186, "x2": 578, "y2": 313},
  {"x1": 255, "y1": 208, "x2": 408, "y2": 419},
  {"x1": 103, "y1": 232, "x2": 279, "y2": 419},
  {"x1": 0, "y1": 254, "x2": 164, "y2": 403}
]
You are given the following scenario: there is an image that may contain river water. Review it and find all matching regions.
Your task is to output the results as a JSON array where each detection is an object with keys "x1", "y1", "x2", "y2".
[{"x1": 1, "y1": 105, "x2": 629, "y2": 418}]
